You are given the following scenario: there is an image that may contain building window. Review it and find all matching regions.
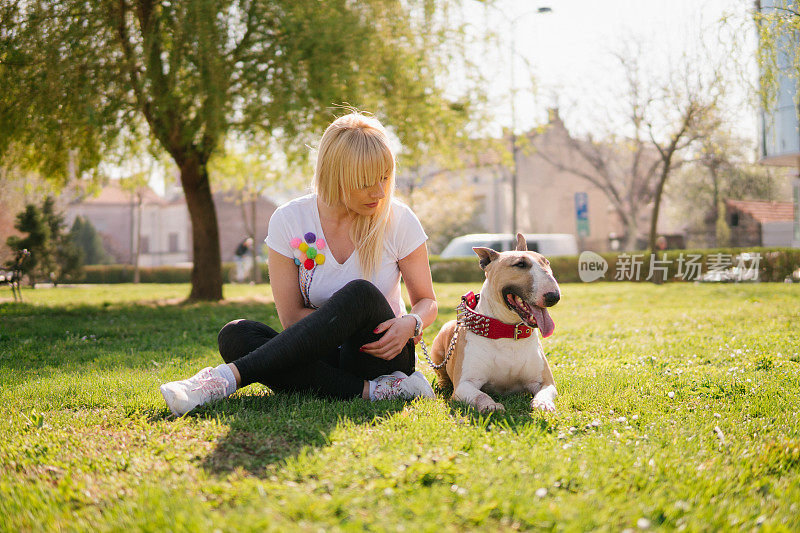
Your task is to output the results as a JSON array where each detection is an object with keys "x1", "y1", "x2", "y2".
[
  {"x1": 730, "y1": 213, "x2": 739, "y2": 227},
  {"x1": 168, "y1": 233, "x2": 179, "y2": 253},
  {"x1": 140, "y1": 236, "x2": 149, "y2": 254}
]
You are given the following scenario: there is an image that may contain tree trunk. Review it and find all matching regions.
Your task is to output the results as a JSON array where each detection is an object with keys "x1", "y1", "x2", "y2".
[
  {"x1": 624, "y1": 219, "x2": 639, "y2": 251},
  {"x1": 179, "y1": 156, "x2": 223, "y2": 301},
  {"x1": 648, "y1": 164, "x2": 672, "y2": 251},
  {"x1": 133, "y1": 191, "x2": 142, "y2": 284},
  {"x1": 250, "y1": 196, "x2": 260, "y2": 283}
]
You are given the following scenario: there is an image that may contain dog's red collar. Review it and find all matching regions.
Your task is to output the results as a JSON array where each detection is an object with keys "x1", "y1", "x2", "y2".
[{"x1": 457, "y1": 291, "x2": 534, "y2": 340}]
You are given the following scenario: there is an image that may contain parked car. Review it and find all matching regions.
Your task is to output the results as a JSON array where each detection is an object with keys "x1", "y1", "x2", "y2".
[{"x1": 439, "y1": 233, "x2": 579, "y2": 258}]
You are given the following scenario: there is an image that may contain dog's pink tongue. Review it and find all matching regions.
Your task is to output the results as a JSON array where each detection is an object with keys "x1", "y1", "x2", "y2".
[{"x1": 532, "y1": 307, "x2": 555, "y2": 338}]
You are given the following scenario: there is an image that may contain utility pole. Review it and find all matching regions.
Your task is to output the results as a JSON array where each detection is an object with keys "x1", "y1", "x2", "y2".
[{"x1": 501, "y1": 5, "x2": 552, "y2": 235}]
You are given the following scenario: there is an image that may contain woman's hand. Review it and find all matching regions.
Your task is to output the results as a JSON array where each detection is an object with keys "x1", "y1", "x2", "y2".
[{"x1": 360, "y1": 315, "x2": 416, "y2": 360}]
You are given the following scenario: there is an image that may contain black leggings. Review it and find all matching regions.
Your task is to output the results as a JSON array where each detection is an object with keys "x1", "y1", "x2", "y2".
[{"x1": 217, "y1": 279, "x2": 415, "y2": 400}]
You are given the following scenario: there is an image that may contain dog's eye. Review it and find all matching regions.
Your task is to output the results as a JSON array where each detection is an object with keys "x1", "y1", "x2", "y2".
[{"x1": 513, "y1": 261, "x2": 527, "y2": 268}]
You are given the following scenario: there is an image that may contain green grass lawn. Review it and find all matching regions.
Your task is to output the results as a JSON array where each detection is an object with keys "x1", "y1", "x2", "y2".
[{"x1": 1, "y1": 282, "x2": 799, "y2": 531}]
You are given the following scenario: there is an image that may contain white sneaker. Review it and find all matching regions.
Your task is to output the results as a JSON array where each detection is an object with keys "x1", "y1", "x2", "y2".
[
  {"x1": 371, "y1": 370, "x2": 435, "y2": 401},
  {"x1": 160, "y1": 367, "x2": 230, "y2": 416}
]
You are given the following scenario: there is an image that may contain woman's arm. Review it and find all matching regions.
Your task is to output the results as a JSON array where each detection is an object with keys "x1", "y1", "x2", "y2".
[
  {"x1": 268, "y1": 247, "x2": 314, "y2": 329},
  {"x1": 360, "y1": 242, "x2": 437, "y2": 360},
  {"x1": 398, "y1": 242, "x2": 437, "y2": 331}
]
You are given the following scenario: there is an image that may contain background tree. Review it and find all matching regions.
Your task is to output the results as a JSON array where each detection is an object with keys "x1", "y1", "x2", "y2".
[
  {"x1": 536, "y1": 42, "x2": 726, "y2": 251},
  {"x1": 642, "y1": 55, "x2": 724, "y2": 251},
  {"x1": 41, "y1": 197, "x2": 79, "y2": 285},
  {"x1": 209, "y1": 134, "x2": 307, "y2": 283},
  {"x1": 5, "y1": 204, "x2": 48, "y2": 286},
  {"x1": 69, "y1": 216, "x2": 112, "y2": 265},
  {"x1": 5, "y1": 197, "x2": 83, "y2": 285},
  {"x1": 400, "y1": 175, "x2": 485, "y2": 255},
  {"x1": 666, "y1": 128, "x2": 785, "y2": 247},
  {"x1": 754, "y1": 1, "x2": 800, "y2": 122},
  {"x1": 1, "y1": 0, "x2": 480, "y2": 300}
]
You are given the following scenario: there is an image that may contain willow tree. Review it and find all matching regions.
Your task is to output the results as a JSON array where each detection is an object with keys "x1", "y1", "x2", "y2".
[
  {"x1": 755, "y1": 1, "x2": 800, "y2": 117},
  {"x1": 0, "y1": 0, "x2": 475, "y2": 300}
]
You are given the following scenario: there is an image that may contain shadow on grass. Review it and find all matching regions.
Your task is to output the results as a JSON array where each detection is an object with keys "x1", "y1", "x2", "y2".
[
  {"x1": 186, "y1": 391, "x2": 405, "y2": 477},
  {"x1": 1, "y1": 299, "x2": 281, "y2": 374},
  {"x1": 433, "y1": 379, "x2": 557, "y2": 431},
  {"x1": 445, "y1": 392, "x2": 559, "y2": 433}
]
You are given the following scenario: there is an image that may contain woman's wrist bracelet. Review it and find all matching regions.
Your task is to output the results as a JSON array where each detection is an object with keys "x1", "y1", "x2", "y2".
[{"x1": 405, "y1": 313, "x2": 423, "y2": 337}]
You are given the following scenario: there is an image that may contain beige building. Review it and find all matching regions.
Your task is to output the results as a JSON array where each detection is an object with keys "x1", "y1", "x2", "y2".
[
  {"x1": 66, "y1": 183, "x2": 277, "y2": 266},
  {"x1": 420, "y1": 108, "x2": 682, "y2": 252}
]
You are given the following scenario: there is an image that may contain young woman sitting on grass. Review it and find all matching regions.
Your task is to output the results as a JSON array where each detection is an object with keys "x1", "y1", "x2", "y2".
[{"x1": 160, "y1": 112, "x2": 438, "y2": 416}]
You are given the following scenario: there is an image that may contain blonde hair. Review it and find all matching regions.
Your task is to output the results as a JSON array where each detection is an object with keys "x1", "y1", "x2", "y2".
[{"x1": 314, "y1": 112, "x2": 395, "y2": 279}]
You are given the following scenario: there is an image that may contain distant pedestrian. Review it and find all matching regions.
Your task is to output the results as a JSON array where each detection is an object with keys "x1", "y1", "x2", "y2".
[{"x1": 234, "y1": 237, "x2": 253, "y2": 283}]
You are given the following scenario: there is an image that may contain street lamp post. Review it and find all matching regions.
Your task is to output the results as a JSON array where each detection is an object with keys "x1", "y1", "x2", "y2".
[{"x1": 500, "y1": 5, "x2": 552, "y2": 235}]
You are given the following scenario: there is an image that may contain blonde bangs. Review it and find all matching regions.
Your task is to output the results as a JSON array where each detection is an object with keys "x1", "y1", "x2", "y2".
[
  {"x1": 314, "y1": 112, "x2": 397, "y2": 279},
  {"x1": 340, "y1": 129, "x2": 395, "y2": 192}
]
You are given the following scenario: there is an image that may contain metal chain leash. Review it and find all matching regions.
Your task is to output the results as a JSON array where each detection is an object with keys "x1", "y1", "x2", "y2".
[{"x1": 419, "y1": 299, "x2": 469, "y2": 370}]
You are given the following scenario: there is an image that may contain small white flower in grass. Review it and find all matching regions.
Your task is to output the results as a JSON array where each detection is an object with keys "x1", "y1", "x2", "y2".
[
  {"x1": 713, "y1": 412, "x2": 721, "y2": 418},
  {"x1": 450, "y1": 484, "x2": 467, "y2": 496},
  {"x1": 384, "y1": 488, "x2": 394, "y2": 496},
  {"x1": 668, "y1": 391, "x2": 675, "y2": 399},
  {"x1": 637, "y1": 518, "x2": 651, "y2": 529},
  {"x1": 675, "y1": 500, "x2": 690, "y2": 511},
  {"x1": 535, "y1": 487, "x2": 547, "y2": 498},
  {"x1": 591, "y1": 419, "x2": 601, "y2": 427},
  {"x1": 632, "y1": 415, "x2": 639, "y2": 421},
  {"x1": 616, "y1": 416, "x2": 627, "y2": 423}
]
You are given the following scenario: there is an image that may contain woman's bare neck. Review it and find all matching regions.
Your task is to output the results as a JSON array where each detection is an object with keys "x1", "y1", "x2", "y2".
[{"x1": 316, "y1": 196, "x2": 352, "y2": 228}]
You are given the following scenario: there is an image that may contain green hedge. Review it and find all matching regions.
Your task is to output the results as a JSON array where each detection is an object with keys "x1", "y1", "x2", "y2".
[
  {"x1": 431, "y1": 247, "x2": 800, "y2": 284},
  {"x1": 80, "y1": 262, "x2": 270, "y2": 284},
  {"x1": 75, "y1": 247, "x2": 800, "y2": 284}
]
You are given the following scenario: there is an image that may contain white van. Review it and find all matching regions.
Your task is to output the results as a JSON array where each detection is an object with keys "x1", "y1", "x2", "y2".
[{"x1": 440, "y1": 233, "x2": 578, "y2": 258}]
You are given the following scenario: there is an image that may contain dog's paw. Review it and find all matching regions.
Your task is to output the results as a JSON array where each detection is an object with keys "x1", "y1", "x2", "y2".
[
  {"x1": 478, "y1": 400, "x2": 505, "y2": 413},
  {"x1": 532, "y1": 399, "x2": 556, "y2": 412}
]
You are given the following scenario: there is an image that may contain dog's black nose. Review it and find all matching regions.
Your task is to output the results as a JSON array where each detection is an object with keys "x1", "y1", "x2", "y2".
[{"x1": 543, "y1": 291, "x2": 560, "y2": 307}]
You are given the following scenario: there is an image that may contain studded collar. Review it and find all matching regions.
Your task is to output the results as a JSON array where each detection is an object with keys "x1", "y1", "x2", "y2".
[{"x1": 457, "y1": 291, "x2": 534, "y2": 340}]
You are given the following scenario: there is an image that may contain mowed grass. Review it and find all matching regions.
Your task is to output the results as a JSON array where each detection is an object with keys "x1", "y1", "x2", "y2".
[{"x1": 1, "y1": 282, "x2": 799, "y2": 531}]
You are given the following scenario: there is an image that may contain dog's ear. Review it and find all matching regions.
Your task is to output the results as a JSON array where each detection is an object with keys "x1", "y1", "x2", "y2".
[
  {"x1": 473, "y1": 247, "x2": 499, "y2": 269},
  {"x1": 515, "y1": 233, "x2": 527, "y2": 251}
]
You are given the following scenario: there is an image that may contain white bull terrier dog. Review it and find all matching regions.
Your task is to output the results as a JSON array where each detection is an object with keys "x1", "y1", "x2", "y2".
[{"x1": 430, "y1": 233, "x2": 561, "y2": 413}]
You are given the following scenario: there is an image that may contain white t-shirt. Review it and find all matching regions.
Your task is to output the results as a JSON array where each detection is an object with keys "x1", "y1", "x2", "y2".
[{"x1": 265, "y1": 194, "x2": 428, "y2": 317}]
